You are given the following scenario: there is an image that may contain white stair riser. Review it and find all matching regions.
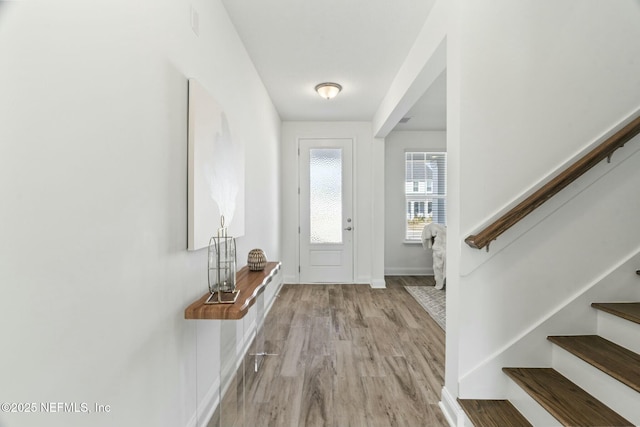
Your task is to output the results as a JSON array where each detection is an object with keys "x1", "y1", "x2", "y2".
[
  {"x1": 505, "y1": 378, "x2": 562, "y2": 427},
  {"x1": 552, "y1": 345, "x2": 640, "y2": 425},
  {"x1": 597, "y1": 310, "x2": 640, "y2": 354}
]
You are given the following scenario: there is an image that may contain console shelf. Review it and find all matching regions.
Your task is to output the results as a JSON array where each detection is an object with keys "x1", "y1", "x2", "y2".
[{"x1": 185, "y1": 261, "x2": 281, "y2": 320}]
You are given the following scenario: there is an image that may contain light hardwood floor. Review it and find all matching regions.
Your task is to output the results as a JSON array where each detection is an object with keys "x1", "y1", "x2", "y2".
[{"x1": 210, "y1": 278, "x2": 447, "y2": 427}]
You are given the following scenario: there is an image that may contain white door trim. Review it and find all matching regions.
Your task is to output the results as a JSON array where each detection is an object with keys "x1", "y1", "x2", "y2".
[{"x1": 298, "y1": 138, "x2": 354, "y2": 283}]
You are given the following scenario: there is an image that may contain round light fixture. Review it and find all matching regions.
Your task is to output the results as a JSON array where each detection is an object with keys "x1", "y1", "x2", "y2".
[{"x1": 315, "y1": 82, "x2": 342, "y2": 99}]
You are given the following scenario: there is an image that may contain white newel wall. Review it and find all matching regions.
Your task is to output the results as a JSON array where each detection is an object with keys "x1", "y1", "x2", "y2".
[
  {"x1": 383, "y1": 1, "x2": 640, "y2": 424},
  {"x1": 454, "y1": 0, "x2": 640, "y2": 402},
  {"x1": 0, "y1": 1, "x2": 281, "y2": 427}
]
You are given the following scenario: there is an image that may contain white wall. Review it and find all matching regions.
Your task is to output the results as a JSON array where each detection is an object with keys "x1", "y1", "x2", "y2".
[
  {"x1": 280, "y1": 122, "x2": 385, "y2": 286},
  {"x1": 460, "y1": 242, "x2": 640, "y2": 399},
  {"x1": 452, "y1": 0, "x2": 640, "y2": 402},
  {"x1": 0, "y1": 1, "x2": 280, "y2": 426},
  {"x1": 373, "y1": 0, "x2": 448, "y2": 137},
  {"x1": 384, "y1": 131, "x2": 446, "y2": 275},
  {"x1": 380, "y1": 1, "x2": 640, "y2": 422}
]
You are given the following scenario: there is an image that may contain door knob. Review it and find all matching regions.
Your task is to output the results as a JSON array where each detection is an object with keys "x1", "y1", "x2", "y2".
[{"x1": 344, "y1": 226, "x2": 352, "y2": 231}]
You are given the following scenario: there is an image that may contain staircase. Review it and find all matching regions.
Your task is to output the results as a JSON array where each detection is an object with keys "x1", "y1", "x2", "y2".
[{"x1": 459, "y1": 301, "x2": 640, "y2": 426}]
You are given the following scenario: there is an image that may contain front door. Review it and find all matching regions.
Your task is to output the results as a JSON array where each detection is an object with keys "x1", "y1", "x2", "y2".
[{"x1": 299, "y1": 138, "x2": 353, "y2": 283}]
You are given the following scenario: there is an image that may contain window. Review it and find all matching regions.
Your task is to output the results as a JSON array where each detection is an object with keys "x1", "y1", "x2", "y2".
[{"x1": 405, "y1": 152, "x2": 446, "y2": 240}]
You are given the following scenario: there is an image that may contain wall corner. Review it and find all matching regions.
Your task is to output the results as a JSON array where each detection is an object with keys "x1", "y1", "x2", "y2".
[{"x1": 440, "y1": 386, "x2": 466, "y2": 427}]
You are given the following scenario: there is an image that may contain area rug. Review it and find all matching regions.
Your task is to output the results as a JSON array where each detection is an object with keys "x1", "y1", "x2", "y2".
[{"x1": 405, "y1": 286, "x2": 446, "y2": 331}]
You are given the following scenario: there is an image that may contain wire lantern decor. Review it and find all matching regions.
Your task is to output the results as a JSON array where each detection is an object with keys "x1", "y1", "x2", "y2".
[{"x1": 206, "y1": 216, "x2": 239, "y2": 304}]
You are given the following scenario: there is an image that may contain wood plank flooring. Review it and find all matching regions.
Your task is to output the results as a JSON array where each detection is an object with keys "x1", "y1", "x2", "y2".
[{"x1": 212, "y1": 279, "x2": 447, "y2": 427}]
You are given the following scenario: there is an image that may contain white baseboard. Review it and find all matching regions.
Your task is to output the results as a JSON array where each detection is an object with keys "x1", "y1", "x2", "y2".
[
  {"x1": 188, "y1": 327, "x2": 257, "y2": 427},
  {"x1": 384, "y1": 267, "x2": 434, "y2": 276},
  {"x1": 370, "y1": 278, "x2": 386, "y2": 288},
  {"x1": 440, "y1": 386, "x2": 465, "y2": 427},
  {"x1": 186, "y1": 376, "x2": 221, "y2": 427}
]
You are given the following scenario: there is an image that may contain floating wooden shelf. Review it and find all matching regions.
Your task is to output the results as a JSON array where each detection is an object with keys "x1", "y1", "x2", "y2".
[{"x1": 185, "y1": 261, "x2": 281, "y2": 320}]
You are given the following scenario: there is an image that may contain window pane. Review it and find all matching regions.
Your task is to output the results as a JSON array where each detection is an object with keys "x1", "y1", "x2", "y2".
[
  {"x1": 405, "y1": 152, "x2": 446, "y2": 240},
  {"x1": 425, "y1": 153, "x2": 446, "y2": 195},
  {"x1": 310, "y1": 148, "x2": 342, "y2": 244},
  {"x1": 430, "y1": 196, "x2": 447, "y2": 225}
]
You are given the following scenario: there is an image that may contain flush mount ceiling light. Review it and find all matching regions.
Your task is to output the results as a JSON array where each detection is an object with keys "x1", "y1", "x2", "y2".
[{"x1": 315, "y1": 82, "x2": 342, "y2": 99}]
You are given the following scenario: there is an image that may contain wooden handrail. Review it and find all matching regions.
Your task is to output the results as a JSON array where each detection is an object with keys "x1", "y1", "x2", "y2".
[{"x1": 466, "y1": 114, "x2": 640, "y2": 250}]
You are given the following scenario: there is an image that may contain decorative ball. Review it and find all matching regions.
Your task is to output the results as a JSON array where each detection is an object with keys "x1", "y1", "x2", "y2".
[{"x1": 247, "y1": 248, "x2": 267, "y2": 271}]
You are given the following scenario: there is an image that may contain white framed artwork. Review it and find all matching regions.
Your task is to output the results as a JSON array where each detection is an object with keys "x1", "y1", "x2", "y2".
[{"x1": 187, "y1": 78, "x2": 245, "y2": 250}]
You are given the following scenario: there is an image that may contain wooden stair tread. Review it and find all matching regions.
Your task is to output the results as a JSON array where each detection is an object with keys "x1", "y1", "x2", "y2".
[
  {"x1": 592, "y1": 302, "x2": 640, "y2": 324},
  {"x1": 548, "y1": 335, "x2": 640, "y2": 393},
  {"x1": 458, "y1": 399, "x2": 532, "y2": 427},
  {"x1": 502, "y1": 368, "x2": 633, "y2": 426}
]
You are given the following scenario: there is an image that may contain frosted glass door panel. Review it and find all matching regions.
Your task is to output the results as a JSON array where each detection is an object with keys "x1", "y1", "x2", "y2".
[{"x1": 309, "y1": 148, "x2": 342, "y2": 244}]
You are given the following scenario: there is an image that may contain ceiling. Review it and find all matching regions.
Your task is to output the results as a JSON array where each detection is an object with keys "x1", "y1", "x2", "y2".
[
  {"x1": 221, "y1": 0, "x2": 445, "y2": 131},
  {"x1": 393, "y1": 70, "x2": 446, "y2": 131}
]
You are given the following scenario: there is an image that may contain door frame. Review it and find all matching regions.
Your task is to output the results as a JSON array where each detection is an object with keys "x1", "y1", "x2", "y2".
[{"x1": 297, "y1": 137, "x2": 356, "y2": 283}]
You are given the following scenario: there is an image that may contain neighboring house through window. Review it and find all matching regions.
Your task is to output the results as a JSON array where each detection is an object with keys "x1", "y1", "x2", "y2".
[{"x1": 405, "y1": 151, "x2": 446, "y2": 240}]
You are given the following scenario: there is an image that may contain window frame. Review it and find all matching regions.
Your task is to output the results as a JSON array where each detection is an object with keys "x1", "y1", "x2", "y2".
[{"x1": 404, "y1": 151, "x2": 446, "y2": 242}]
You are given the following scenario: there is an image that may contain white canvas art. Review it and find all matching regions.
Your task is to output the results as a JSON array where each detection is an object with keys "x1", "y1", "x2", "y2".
[{"x1": 188, "y1": 79, "x2": 245, "y2": 250}]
